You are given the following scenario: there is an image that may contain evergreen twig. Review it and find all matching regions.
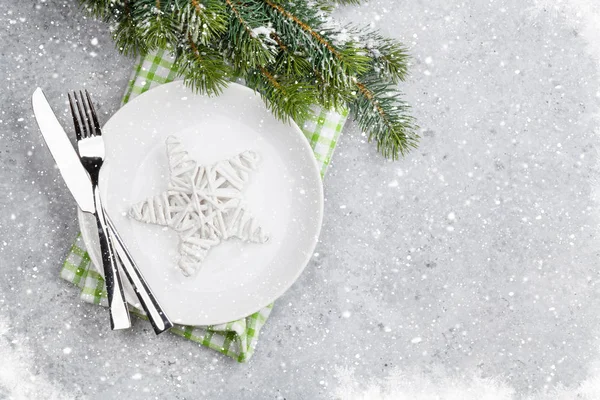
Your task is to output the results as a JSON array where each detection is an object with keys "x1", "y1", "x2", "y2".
[{"x1": 77, "y1": 0, "x2": 419, "y2": 159}]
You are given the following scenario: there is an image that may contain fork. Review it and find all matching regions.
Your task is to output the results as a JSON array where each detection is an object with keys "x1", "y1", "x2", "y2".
[
  {"x1": 69, "y1": 91, "x2": 131, "y2": 330},
  {"x1": 69, "y1": 91, "x2": 173, "y2": 334}
]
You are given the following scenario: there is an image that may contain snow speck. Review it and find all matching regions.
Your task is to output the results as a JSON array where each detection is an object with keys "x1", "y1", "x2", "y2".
[
  {"x1": 388, "y1": 180, "x2": 399, "y2": 188},
  {"x1": 131, "y1": 373, "x2": 142, "y2": 380},
  {"x1": 251, "y1": 25, "x2": 276, "y2": 38},
  {"x1": 447, "y1": 212, "x2": 456, "y2": 220},
  {"x1": 90, "y1": 37, "x2": 98, "y2": 46},
  {"x1": 425, "y1": 56, "x2": 433, "y2": 64},
  {"x1": 411, "y1": 337, "x2": 422, "y2": 344},
  {"x1": 63, "y1": 347, "x2": 72, "y2": 355},
  {"x1": 342, "y1": 311, "x2": 351, "y2": 318}
]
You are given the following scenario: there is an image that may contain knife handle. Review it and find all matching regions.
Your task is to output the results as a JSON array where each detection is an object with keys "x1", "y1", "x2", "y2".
[
  {"x1": 94, "y1": 188, "x2": 132, "y2": 330},
  {"x1": 105, "y1": 213, "x2": 174, "y2": 334}
]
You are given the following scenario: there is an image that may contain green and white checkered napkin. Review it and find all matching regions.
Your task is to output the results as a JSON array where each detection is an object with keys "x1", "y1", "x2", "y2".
[{"x1": 60, "y1": 49, "x2": 348, "y2": 362}]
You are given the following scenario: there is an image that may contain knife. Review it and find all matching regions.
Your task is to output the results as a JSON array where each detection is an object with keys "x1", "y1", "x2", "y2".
[
  {"x1": 32, "y1": 89, "x2": 95, "y2": 213},
  {"x1": 32, "y1": 88, "x2": 173, "y2": 334},
  {"x1": 32, "y1": 88, "x2": 130, "y2": 330}
]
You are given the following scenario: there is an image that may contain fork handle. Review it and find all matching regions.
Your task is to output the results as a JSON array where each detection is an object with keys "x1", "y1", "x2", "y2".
[
  {"x1": 94, "y1": 187, "x2": 132, "y2": 330},
  {"x1": 105, "y1": 213, "x2": 174, "y2": 334}
]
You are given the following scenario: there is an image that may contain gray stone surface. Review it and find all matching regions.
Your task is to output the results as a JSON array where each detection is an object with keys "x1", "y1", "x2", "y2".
[{"x1": 1, "y1": 0, "x2": 600, "y2": 399}]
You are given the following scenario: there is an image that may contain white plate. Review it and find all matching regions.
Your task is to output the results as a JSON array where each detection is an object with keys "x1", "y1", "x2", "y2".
[{"x1": 78, "y1": 81, "x2": 323, "y2": 326}]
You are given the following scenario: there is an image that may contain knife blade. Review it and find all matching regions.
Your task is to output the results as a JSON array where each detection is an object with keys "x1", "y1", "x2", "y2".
[{"x1": 32, "y1": 88, "x2": 95, "y2": 213}]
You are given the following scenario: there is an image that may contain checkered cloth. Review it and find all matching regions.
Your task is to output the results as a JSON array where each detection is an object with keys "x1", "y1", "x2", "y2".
[{"x1": 60, "y1": 49, "x2": 348, "y2": 362}]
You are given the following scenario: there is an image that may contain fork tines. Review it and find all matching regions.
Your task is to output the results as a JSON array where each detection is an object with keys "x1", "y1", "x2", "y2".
[{"x1": 68, "y1": 90, "x2": 102, "y2": 140}]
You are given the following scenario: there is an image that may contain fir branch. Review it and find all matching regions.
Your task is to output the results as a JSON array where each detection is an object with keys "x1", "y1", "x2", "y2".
[
  {"x1": 174, "y1": 34, "x2": 232, "y2": 95},
  {"x1": 223, "y1": 0, "x2": 277, "y2": 73},
  {"x1": 178, "y1": 0, "x2": 228, "y2": 45},
  {"x1": 268, "y1": 29, "x2": 349, "y2": 110},
  {"x1": 262, "y1": 0, "x2": 370, "y2": 84},
  {"x1": 262, "y1": 1, "x2": 362, "y2": 108},
  {"x1": 133, "y1": 1, "x2": 178, "y2": 50},
  {"x1": 350, "y1": 73, "x2": 418, "y2": 159},
  {"x1": 245, "y1": 66, "x2": 315, "y2": 123},
  {"x1": 77, "y1": 0, "x2": 419, "y2": 159},
  {"x1": 265, "y1": 1, "x2": 337, "y2": 57},
  {"x1": 351, "y1": 27, "x2": 411, "y2": 83},
  {"x1": 78, "y1": 0, "x2": 119, "y2": 20},
  {"x1": 113, "y1": 1, "x2": 148, "y2": 56}
]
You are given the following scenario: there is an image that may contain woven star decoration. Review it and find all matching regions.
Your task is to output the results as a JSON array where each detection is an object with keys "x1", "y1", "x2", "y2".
[{"x1": 129, "y1": 136, "x2": 268, "y2": 277}]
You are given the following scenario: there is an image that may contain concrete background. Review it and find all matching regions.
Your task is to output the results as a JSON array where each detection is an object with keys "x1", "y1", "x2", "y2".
[{"x1": 1, "y1": 0, "x2": 600, "y2": 398}]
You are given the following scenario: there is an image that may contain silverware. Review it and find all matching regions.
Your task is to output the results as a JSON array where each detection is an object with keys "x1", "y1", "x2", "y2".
[
  {"x1": 105, "y1": 215, "x2": 174, "y2": 334},
  {"x1": 33, "y1": 88, "x2": 173, "y2": 334},
  {"x1": 68, "y1": 90, "x2": 131, "y2": 331},
  {"x1": 69, "y1": 90, "x2": 174, "y2": 334},
  {"x1": 32, "y1": 88, "x2": 128, "y2": 329}
]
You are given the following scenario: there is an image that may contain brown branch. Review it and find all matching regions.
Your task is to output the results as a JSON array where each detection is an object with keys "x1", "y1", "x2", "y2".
[
  {"x1": 264, "y1": 0, "x2": 343, "y2": 62},
  {"x1": 225, "y1": 0, "x2": 254, "y2": 35},
  {"x1": 355, "y1": 80, "x2": 389, "y2": 125},
  {"x1": 187, "y1": 34, "x2": 204, "y2": 64},
  {"x1": 190, "y1": 0, "x2": 202, "y2": 14},
  {"x1": 270, "y1": 32, "x2": 324, "y2": 87},
  {"x1": 269, "y1": 32, "x2": 288, "y2": 51},
  {"x1": 259, "y1": 66, "x2": 281, "y2": 89}
]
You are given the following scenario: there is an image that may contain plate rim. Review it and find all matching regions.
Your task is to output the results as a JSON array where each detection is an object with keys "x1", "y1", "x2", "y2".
[{"x1": 77, "y1": 80, "x2": 324, "y2": 325}]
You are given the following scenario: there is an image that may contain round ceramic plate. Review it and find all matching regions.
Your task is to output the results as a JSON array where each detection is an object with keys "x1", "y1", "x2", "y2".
[{"x1": 78, "y1": 81, "x2": 323, "y2": 326}]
